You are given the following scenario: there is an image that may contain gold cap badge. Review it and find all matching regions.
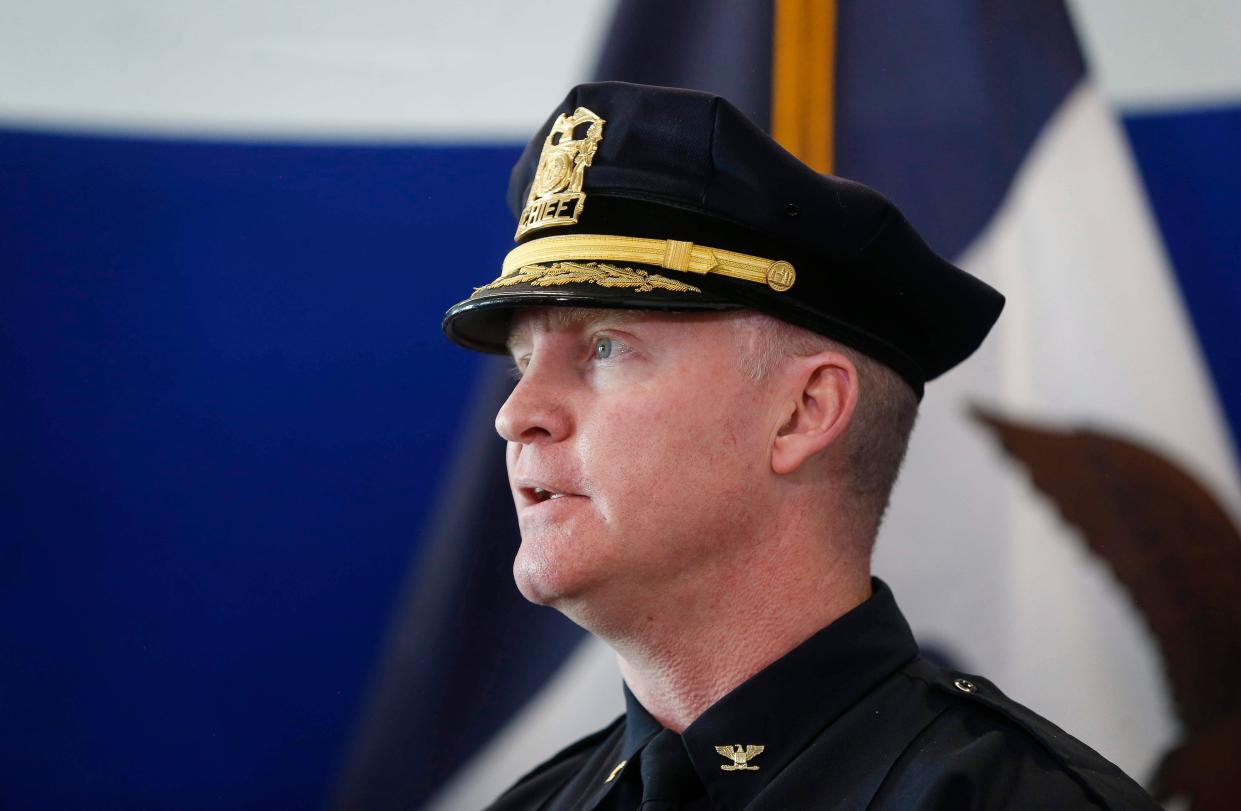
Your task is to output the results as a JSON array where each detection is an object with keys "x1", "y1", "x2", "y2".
[{"x1": 515, "y1": 106, "x2": 605, "y2": 240}]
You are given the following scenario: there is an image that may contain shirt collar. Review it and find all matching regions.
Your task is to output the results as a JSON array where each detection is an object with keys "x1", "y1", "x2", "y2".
[
  {"x1": 623, "y1": 683, "x2": 663, "y2": 755},
  {"x1": 621, "y1": 578, "x2": 918, "y2": 810}
]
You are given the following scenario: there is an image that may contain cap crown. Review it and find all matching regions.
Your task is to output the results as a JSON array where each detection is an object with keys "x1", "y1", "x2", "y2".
[{"x1": 444, "y1": 81, "x2": 1004, "y2": 395}]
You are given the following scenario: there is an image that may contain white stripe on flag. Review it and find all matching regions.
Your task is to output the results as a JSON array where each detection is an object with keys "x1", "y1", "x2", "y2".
[{"x1": 424, "y1": 637, "x2": 623, "y2": 811}]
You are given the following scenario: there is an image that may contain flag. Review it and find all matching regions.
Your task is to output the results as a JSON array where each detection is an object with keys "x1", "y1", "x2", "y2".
[
  {"x1": 407, "y1": 2, "x2": 1241, "y2": 810},
  {"x1": 3, "y1": 2, "x2": 1238, "y2": 809}
]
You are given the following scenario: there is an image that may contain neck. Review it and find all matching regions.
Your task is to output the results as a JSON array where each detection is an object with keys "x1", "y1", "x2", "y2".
[{"x1": 607, "y1": 521, "x2": 872, "y2": 733}]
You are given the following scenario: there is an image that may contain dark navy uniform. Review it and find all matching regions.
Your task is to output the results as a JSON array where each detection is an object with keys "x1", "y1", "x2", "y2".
[{"x1": 485, "y1": 582, "x2": 1159, "y2": 810}]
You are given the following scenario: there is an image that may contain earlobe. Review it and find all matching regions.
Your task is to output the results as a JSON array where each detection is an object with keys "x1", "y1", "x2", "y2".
[{"x1": 770, "y1": 355, "x2": 858, "y2": 476}]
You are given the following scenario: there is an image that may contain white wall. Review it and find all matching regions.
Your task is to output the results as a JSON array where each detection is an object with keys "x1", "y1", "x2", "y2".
[{"x1": 3, "y1": 0, "x2": 1238, "y2": 140}]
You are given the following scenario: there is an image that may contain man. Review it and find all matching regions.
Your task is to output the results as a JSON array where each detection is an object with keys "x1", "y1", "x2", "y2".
[{"x1": 442, "y1": 82, "x2": 1160, "y2": 810}]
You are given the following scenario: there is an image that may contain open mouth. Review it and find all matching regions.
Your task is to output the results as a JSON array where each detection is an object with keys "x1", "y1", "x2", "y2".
[{"x1": 531, "y1": 486, "x2": 567, "y2": 504}]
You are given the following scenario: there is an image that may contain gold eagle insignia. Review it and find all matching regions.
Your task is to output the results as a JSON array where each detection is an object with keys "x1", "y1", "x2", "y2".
[
  {"x1": 715, "y1": 743, "x2": 764, "y2": 771},
  {"x1": 972, "y1": 407, "x2": 1241, "y2": 811}
]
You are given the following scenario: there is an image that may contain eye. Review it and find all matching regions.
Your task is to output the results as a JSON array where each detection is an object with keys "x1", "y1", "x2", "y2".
[
  {"x1": 508, "y1": 353, "x2": 530, "y2": 380},
  {"x1": 587, "y1": 332, "x2": 634, "y2": 367}
]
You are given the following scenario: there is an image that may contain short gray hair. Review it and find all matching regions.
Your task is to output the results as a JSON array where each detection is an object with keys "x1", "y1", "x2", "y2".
[{"x1": 732, "y1": 312, "x2": 918, "y2": 534}]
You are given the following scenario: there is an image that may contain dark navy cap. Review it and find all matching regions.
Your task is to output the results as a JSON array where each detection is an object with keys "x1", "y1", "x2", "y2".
[{"x1": 442, "y1": 81, "x2": 1004, "y2": 396}]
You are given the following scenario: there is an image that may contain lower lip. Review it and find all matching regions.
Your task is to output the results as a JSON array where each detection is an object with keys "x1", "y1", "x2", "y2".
[{"x1": 523, "y1": 494, "x2": 585, "y2": 514}]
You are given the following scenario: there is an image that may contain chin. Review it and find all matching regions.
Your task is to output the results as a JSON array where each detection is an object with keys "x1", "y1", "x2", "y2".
[
  {"x1": 513, "y1": 565, "x2": 557, "y2": 606},
  {"x1": 512, "y1": 544, "x2": 576, "y2": 606},
  {"x1": 512, "y1": 540, "x2": 620, "y2": 618}
]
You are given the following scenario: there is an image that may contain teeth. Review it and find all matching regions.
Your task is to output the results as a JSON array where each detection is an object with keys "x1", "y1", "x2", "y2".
[{"x1": 532, "y1": 486, "x2": 563, "y2": 501}]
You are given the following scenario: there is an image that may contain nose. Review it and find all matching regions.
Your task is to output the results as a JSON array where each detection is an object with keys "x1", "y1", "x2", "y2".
[{"x1": 494, "y1": 358, "x2": 572, "y2": 446}]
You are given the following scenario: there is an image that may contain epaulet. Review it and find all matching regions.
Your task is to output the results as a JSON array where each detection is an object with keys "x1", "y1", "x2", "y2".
[
  {"x1": 486, "y1": 714, "x2": 626, "y2": 807},
  {"x1": 901, "y1": 658, "x2": 1159, "y2": 810}
]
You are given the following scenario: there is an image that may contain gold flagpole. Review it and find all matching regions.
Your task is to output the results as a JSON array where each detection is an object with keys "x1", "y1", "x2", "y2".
[{"x1": 771, "y1": 0, "x2": 836, "y2": 173}]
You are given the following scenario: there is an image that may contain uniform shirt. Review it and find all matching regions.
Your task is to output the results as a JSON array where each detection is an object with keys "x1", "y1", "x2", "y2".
[{"x1": 485, "y1": 580, "x2": 1162, "y2": 810}]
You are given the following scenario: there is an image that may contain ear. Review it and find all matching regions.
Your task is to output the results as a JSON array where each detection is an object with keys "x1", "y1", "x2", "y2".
[{"x1": 771, "y1": 351, "x2": 859, "y2": 476}]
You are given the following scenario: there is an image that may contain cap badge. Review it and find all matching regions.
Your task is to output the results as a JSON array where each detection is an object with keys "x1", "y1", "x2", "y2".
[
  {"x1": 715, "y1": 744, "x2": 765, "y2": 771},
  {"x1": 515, "y1": 106, "x2": 605, "y2": 240}
]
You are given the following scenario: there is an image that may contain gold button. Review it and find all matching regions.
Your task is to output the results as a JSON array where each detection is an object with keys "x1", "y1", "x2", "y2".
[
  {"x1": 953, "y1": 678, "x2": 977, "y2": 694},
  {"x1": 766, "y1": 261, "x2": 796, "y2": 292}
]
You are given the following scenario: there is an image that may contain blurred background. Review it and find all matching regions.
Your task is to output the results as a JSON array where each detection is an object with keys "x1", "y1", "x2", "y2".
[{"x1": 2, "y1": 1, "x2": 1238, "y2": 809}]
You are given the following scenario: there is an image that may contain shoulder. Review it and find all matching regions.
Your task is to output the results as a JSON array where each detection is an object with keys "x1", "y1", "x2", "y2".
[
  {"x1": 484, "y1": 715, "x2": 625, "y2": 810},
  {"x1": 874, "y1": 657, "x2": 1162, "y2": 811}
]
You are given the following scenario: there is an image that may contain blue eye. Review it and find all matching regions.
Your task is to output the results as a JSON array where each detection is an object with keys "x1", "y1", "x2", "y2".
[{"x1": 594, "y1": 337, "x2": 614, "y2": 359}]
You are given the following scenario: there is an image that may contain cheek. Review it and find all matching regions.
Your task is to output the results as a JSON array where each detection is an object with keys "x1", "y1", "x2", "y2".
[
  {"x1": 646, "y1": 369, "x2": 768, "y2": 461},
  {"x1": 587, "y1": 382, "x2": 768, "y2": 525}
]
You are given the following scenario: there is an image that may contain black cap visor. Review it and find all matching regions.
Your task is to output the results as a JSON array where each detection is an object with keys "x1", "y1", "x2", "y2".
[{"x1": 442, "y1": 264, "x2": 742, "y2": 355}]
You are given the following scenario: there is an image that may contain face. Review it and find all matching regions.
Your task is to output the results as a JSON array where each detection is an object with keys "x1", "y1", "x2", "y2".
[{"x1": 497, "y1": 307, "x2": 780, "y2": 620}]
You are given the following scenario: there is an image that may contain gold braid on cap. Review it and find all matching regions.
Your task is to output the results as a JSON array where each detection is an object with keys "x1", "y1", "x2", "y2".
[{"x1": 495, "y1": 234, "x2": 797, "y2": 293}]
